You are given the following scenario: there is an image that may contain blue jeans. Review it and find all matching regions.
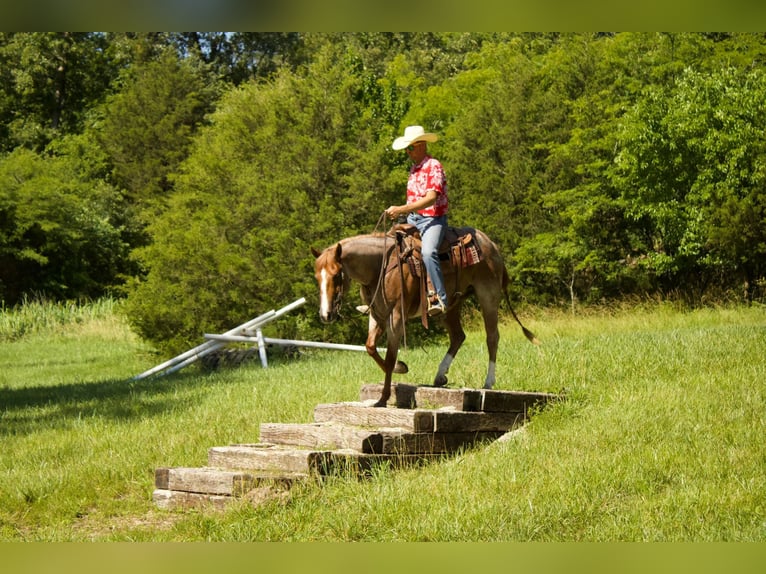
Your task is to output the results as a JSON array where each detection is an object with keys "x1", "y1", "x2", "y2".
[{"x1": 408, "y1": 213, "x2": 448, "y2": 305}]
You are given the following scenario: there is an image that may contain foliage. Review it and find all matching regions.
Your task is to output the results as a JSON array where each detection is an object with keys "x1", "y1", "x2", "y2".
[
  {"x1": 2, "y1": 32, "x2": 766, "y2": 333},
  {"x1": 0, "y1": 32, "x2": 119, "y2": 152},
  {"x1": 0, "y1": 138, "x2": 131, "y2": 303},
  {"x1": 124, "y1": 43, "x2": 406, "y2": 352},
  {"x1": 96, "y1": 48, "x2": 221, "y2": 219},
  {"x1": 615, "y1": 66, "x2": 766, "y2": 300}
]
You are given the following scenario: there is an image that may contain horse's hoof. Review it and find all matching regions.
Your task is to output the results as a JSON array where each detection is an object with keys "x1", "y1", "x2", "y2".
[
  {"x1": 373, "y1": 399, "x2": 388, "y2": 408},
  {"x1": 394, "y1": 361, "x2": 408, "y2": 374},
  {"x1": 434, "y1": 374, "x2": 448, "y2": 387}
]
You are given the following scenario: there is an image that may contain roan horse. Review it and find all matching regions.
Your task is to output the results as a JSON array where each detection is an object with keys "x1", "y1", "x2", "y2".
[{"x1": 311, "y1": 226, "x2": 539, "y2": 407}]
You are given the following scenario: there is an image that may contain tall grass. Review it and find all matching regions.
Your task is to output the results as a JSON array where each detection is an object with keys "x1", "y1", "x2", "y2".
[
  {"x1": 0, "y1": 296, "x2": 122, "y2": 341},
  {"x1": 1, "y1": 299, "x2": 764, "y2": 541}
]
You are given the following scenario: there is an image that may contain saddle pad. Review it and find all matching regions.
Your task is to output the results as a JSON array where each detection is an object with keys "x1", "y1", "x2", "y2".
[{"x1": 450, "y1": 233, "x2": 483, "y2": 268}]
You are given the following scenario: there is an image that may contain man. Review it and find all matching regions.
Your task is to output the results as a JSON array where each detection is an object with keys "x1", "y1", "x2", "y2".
[{"x1": 386, "y1": 125, "x2": 449, "y2": 317}]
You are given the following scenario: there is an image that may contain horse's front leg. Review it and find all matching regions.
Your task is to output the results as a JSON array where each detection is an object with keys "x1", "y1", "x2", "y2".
[
  {"x1": 365, "y1": 315, "x2": 387, "y2": 372},
  {"x1": 374, "y1": 344, "x2": 401, "y2": 407},
  {"x1": 366, "y1": 314, "x2": 408, "y2": 375},
  {"x1": 433, "y1": 302, "x2": 466, "y2": 387}
]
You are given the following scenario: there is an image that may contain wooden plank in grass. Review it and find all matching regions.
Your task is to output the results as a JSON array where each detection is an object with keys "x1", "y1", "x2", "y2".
[
  {"x1": 360, "y1": 384, "x2": 484, "y2": 411},
  {"x1": 313, "y1": 402, "x2": 435, "y2": 432},
  {"x1": 432, "y1": 410, "x2": 526, "y2": 433},
  {"x1": 259, "y1": 421, "x2": 386, "y2": 453},
  {"x1": 153, "y1": 489, "x2": 232, "y2": 511},
  {"x1": 480, "y1": 389, "x2": 560, "y2": 413},
  {"x1": 260, "y1": 422, "x2": 506, "y2": 454},
  {"x1": 207, "y1": 444, "x2": 322, "y2": 474},
  {"x1": 414, "y1": 386, "x2": 483, "y2": 411},
  {"x1": 358, "y1": 383, "x2": 418, "y2": 408},
  {"x1": 312, "y1": 449, "x2": 446, "y2": 476},
  {"x1": 154, "y1": 466, "x2": 300, "y2": 496},
  {"x1": 381, "y1": 430, "x2": 507, "y2": 454}
]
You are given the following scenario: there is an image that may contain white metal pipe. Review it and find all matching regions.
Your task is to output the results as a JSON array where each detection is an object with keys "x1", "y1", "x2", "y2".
[
  {"x1": 133, "y1": 297, "x2": 306, "y2": 379},
  {"x1": 203, "y1": 333, "x2": 376, "y2": 353}
]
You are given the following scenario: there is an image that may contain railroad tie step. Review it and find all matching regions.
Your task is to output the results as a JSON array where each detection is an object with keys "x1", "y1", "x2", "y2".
[
  {"x1": 360, "y1": 382, "x2": 560, "y2": 413},
  {"x1": 260, "y1": 421, "x2": 506, "y2": 455},
  {"x1": 152, "y1": 466, "x2": 304, "y2": 511}
]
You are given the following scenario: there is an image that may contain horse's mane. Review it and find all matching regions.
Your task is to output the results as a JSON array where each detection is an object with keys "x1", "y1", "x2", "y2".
[{"x1": 338, "y1": 233, "x2": 388, "y2": 248}]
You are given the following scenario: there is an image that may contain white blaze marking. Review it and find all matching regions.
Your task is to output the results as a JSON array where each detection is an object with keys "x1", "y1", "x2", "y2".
[{"x1": 319, "y1": 268, "x2": 331, "y2": 318}]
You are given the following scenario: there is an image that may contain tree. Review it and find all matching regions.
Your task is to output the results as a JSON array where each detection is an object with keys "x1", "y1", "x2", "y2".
[
  {"x1": 615, "y1": 66, "x2": 766, "y2": 300},
  {"x1": 0, "y1": 137, "x2": 130, "y2": 305},
  {"x1": 0, "y1": 32, "x2": 118, "y2": 152},
  {"x1": 96, "y1": 49, "x2": 220, "y2": 221},
  {"x1": 124, "y1": 42, "x2": 406, "y2": 353}
]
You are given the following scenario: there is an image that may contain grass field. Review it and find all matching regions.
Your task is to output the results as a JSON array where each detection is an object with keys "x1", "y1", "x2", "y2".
[{"x1": 0, "y1": 299, "x2": 764, "y2": 541}]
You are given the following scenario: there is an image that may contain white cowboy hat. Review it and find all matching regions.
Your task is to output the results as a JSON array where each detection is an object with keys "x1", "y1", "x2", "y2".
[{"x1": 392, "y1": 125, "x2": 439, "y2": 150}]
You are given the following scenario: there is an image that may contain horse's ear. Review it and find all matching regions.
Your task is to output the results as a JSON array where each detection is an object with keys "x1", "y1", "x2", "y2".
[
  {"x1": 334, "y1": 242, "x2": 342, "y2": 260},
  {"x1": 311, "y1": 247, "x2": 321, "y2": 258}
]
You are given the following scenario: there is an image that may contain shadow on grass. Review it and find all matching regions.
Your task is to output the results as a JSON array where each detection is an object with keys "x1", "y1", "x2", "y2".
[{"x1": 0, "y1": 370, "x2": 218, "y2": 437}]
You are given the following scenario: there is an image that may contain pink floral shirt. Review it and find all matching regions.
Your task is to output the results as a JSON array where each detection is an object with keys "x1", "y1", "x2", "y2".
[{"x1": 407, "y1": 155, "x2": 448, "y2": 217}]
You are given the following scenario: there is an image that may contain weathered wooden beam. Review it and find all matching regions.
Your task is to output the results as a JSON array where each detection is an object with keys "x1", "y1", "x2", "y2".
[
  {"x1": 381, "y1": 430, "x2": 507, "y2": 454},
  {"x1": 153, "y1": 486, "x2": 289, "y2": 510},
  {"x1": 360, "y1": 383, "x2": 560, "y2": 413},
  {"x1": 310, "y1": 449, "x2": 446, "y2": 477},
  {"x1": 313, "y1": 402, "x2": 435, "y2": 432},
  {"x1": 152, "y1": 489, "x2": 232, "y2": 511},
  {"x1": 432, "y1": 410, "x2": 526, "y2": 433},
  {"x1": 358, "y1": 383, "x2": 418, "y2": 408},
  {"x1": 154, "y1": 466, "x2": 302, "y2": 496},
  {"x1": 480, "y1": 389, "x2": 560, "y2": 413},
  {"x1": 259, "y1": 422, "x2": 385, "y2": 453},
  {"x1": 359, "y1": 383, "x2": 484, "y2": 411},
  {"x1": 415, "y1": 386, "x2": 484, "y2": 411},
  {"x1": 259, "y1": 421, "x2": 505, "y2": 454},
  {"x1": 207, "y1": 444, "x2": 322, "y2": 474}
]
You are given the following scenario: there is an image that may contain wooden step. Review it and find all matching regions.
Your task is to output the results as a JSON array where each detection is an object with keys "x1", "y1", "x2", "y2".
[
  {"x1": 259, "y1": 421, "x2": 385, "y2": 453},
  {"x1": 207, "y1": 442, "x2": 445, "y2": 476},
  {"x1": 152, "y1": 383, "x2": 561, "y2": 512},
  {"x1": 360, "y1": 383, "x2": 559, "y2": 413},
  {"x1": 313, "y1": 402, "x2": 436, "y2": 432},
  {"x1": 260, "y1": 421, "x2": 505, "y2": 454},
  {"x1": 359, "y1": 383, "x2": 483, "y2": 411},
  {"x1": 153, "y1": 489, "x2": 233, "y2": 511},
  {"x1": 208, "y1": 444, "x2": 324, "y2": 474},
  {"x1": 154, "y1": 466, "x2": 304, "y2": 496},
  {"x1": 314, "y1": 402, "x2": 526, "y2": 433},
  {"x1": 480, "y1": 389, "x2": 559, "y2": 413}
]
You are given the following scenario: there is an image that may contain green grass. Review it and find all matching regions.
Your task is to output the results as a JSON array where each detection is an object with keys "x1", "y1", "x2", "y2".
[{"x1": 1, "y1": 299, "x2": 764, "y2": 541}]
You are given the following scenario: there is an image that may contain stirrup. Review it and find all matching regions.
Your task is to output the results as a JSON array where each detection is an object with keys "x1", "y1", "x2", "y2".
[{"x1": 427, "y1": 296, "x2": 446, "y2": 317}]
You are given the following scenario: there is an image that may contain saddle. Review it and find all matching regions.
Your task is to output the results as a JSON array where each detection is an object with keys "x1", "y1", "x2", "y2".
[
  {"x1": 388, "y1": 223, "x2": 483, "y2": 327},
  {"x1": 390, "y1": 223, "x2": 483, "y2": 273}
]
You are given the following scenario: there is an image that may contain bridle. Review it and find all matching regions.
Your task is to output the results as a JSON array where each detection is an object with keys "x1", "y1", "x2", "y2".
[{"x1": 329, "y1": 265, "x2": 345, "y2": 318}]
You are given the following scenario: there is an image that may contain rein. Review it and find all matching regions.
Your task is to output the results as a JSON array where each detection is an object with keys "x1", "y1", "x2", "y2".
[{"x1": 368, "y1": 211, "x2": 411, "y2": 349}]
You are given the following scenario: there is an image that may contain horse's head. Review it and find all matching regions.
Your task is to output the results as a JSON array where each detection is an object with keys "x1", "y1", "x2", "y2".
[{"x1": 311, "y1": 242, "x2": 345, "y2": 323}]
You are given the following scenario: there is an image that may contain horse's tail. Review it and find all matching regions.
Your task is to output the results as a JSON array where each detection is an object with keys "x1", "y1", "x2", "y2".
[{"x1": 502, "y1": 267, "x2": 540, "y2": 346}]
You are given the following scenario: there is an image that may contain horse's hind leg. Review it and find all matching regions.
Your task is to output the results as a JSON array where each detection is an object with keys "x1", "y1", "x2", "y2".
[
  {"x1": 479, "y1": 297, "x2": 500, "y2": 389},
  {"x1": 433, "y1": 302, "x2": 466, "y2": 387}
]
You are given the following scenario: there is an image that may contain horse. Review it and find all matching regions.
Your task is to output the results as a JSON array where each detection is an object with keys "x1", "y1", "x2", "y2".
[{"x1": 311, "y1": 226, "x2": 539, "y2": 408}]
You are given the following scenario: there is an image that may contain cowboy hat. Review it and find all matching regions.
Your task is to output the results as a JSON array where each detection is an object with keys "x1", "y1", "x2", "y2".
[{"x1": 392, "y1": 125, "x2": 439, "y2": 150}]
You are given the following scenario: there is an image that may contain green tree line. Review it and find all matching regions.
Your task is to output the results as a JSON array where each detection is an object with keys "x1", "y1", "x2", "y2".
[{"x1": 1, "y1": 32, "x2": 765, "y2": 352}]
